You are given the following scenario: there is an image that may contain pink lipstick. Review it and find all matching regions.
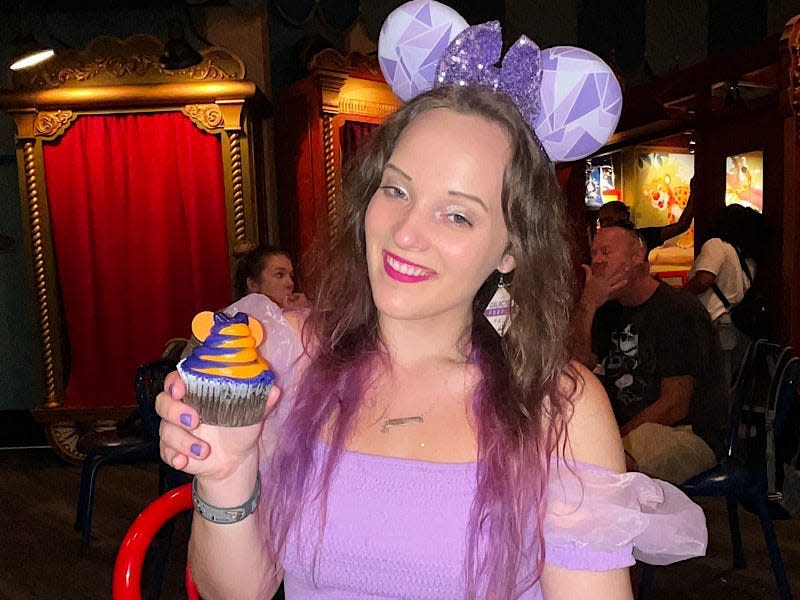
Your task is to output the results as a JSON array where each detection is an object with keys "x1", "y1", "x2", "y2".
[{"x1": 383, "y1": 251, "x2": 434, "y2": 283}]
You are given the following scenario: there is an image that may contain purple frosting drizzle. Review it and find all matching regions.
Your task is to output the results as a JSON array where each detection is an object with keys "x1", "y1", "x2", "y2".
[{"x1": 181, "y1": 311, "x2": 275, "y2": 386}]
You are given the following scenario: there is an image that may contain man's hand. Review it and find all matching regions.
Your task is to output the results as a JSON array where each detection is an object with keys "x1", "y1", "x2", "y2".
[
  {"x1": 569, "y1": 263, "x2": 627, "y2": 368},
  {"x1": 579, "y1": 263, "x2": 629, "y2": 310}
]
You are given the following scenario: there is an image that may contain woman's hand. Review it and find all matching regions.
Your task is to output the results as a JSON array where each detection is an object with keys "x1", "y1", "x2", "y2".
[
  {"x1": 159, "y1": 373, "x2": 285, "y2": 599},
  {"x1": 283, "y1": 291, "x2": 310, "y2": 311},
  {"x1": 156, "y1": 371, "x2": 281, "y2": 482}
]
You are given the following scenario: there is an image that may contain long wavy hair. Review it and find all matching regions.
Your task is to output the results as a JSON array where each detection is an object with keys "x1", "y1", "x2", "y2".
[
  {"x1": 711, "y1": 203, "x2": 768, "y2": 263},
  {"x1": 263, "y1": 85, "x2": 578, "y2": 598}
]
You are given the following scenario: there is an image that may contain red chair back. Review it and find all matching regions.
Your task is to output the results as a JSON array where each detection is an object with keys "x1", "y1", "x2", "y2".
[
  {"x1": 653, "y1": 269, "x2": 689, "y2": 288},
  {"x1": 113, "y1": 483, "x2": 199, "y2": 600}
]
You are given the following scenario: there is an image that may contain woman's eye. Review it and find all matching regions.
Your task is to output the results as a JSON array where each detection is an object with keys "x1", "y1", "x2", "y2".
[
  {"x1": 447, "y1": 213, "x2": 473, "y2": 227},
  {"x1": 380, "y1": 185, "x2": 408, "y2": 200}
]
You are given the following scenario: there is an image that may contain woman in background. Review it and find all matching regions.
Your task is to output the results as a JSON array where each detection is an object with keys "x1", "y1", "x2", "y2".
[{"x1": 234, "y1": 245, "x2": 308, "y2": 311}]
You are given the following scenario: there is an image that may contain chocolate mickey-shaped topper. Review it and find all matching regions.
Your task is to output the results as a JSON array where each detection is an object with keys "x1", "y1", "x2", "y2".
[{"x1": 378, "y1": 0, "x2": 623, "y2": 162}]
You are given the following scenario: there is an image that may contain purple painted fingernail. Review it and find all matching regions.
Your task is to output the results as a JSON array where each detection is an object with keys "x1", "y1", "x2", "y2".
[
  {"x1": 190, "y1": 443, "x2": 202, "y2": 457},
  {"x1": 168, "y1": 383, "x2": 175, "y2": 397},
  {"x1": 180, "y1": 413, "x2": 192, "y2": 427}
]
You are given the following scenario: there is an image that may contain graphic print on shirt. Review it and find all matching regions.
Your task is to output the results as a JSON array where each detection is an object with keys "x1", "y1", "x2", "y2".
[{"x1": 603, "y1": 323, "x2": 648, "y2": 407}]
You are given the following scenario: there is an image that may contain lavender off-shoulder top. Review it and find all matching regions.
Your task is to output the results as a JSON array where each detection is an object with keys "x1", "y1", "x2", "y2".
[
  {"x1": 227, "y1": 294, "x2": 708, "y2": 599},
  {"x1": 275, "y1": 444, "x2": 706, "y2": 599}
]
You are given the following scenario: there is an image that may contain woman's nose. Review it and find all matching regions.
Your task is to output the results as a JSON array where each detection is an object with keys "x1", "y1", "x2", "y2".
[{"x1": 392, "y1": 206, "x2": 430, "y2": 251}]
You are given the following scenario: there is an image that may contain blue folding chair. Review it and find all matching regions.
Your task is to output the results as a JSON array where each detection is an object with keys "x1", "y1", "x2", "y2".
[
  {"x1": 767, "y1": 357, "x2": 800, "y2": 519},
  {"x1": 676, "y1": 341, "x2": 795, "y2": 599}
]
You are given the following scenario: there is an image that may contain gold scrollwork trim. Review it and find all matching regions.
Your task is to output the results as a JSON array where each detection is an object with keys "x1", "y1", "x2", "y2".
[
  {"x1": 338, "y1": 98, "x2": 398, "y2": 118},
  {"x1": 11, "y1": 35, "x2": 245, "y2": 91},
  {"x1": 323, "y1": 116, "x2": 339, "y2": 243},
  {"x1": 181, "y1": 103, "x2": 224, "y2": 132},
  {"x1": 318, "y1": 71, "x2": 349, "y2": 114},
  {"x1": 34, "y1": 110, "x2": 77, "y2": 138},
  {"x1": 229, "y1": 132, "x2": 246, "y2": 243},
  {"x1": 24, "y1": 142, "x2": 58, "y2": 407},
  {"x1": 309, "y1": 49, "x2": 383, "y2": 78}
]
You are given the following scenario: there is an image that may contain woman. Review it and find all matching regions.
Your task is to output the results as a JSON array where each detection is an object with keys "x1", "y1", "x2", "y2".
[
  {"x1": 158, "y1": 87, "x2": 703, "y2": 598},
  {"x1": 234, "y1": 245, "x2": 307, "y2": 310},
  {"x1": 686, "y1": 204, "x2": 765, "y2": 385}
]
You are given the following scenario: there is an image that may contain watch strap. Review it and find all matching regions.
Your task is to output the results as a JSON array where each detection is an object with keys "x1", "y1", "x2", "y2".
[{"x1": 192, "y1": 471, "x2": 261, "y2": 524}]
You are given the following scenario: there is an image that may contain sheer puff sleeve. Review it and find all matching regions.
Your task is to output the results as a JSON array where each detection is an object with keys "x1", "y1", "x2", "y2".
[
  {"x1": 544, "y1": 460, "x2": 707, "y2": 570},
  {"x1": 226, "y1": 293, "x2": 307, "y2": 458}
]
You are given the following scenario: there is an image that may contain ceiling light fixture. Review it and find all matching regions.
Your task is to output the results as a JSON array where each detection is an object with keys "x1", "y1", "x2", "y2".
[{"x1": 9, "y1": 34, "x2": 55, "y2": 71}]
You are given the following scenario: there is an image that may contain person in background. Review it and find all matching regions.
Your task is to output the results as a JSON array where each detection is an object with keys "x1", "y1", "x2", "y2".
[
  {"x1": 233, "y1": 245, "x2": 308, "y2": 311},
  {"x1": 571, "y1": 222, "x2": 727, "y2": 485},
  {"x1": 686, "y1": 204, "x2": 766, "y2": 386},
  {"x1": 597, "y1": 177, "x2": 696, "y2": 253}
]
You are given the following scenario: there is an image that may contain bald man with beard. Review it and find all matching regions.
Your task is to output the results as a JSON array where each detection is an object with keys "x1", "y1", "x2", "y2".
[{"x1": 571, "y1": 223, "x2": 727, "y2": 484}]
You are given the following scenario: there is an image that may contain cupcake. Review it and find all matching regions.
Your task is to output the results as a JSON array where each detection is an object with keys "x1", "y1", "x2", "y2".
[{"x1": 177, "y1": 310, "x2": 275, "y2": 427}]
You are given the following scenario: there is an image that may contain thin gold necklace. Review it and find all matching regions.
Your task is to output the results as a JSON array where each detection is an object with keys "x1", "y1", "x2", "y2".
[
  {"x1": 377, "y1": 355, "x2": 468, "y2": 433},
  {"x1": 380, "y1": 415, "x2": 424, "y2": 432}
]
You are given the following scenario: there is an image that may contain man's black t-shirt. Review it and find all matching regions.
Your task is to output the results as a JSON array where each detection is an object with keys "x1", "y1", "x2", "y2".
[{"x1": 591, "y1": 282, "x2": 728, "y2": 457}]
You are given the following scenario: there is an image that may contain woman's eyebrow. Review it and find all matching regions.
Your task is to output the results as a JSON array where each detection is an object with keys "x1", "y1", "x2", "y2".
[
  {"x1": 386, "y1": 162, "x2": 487, "y2": 210},
  {"x1": 385, "y1": 163, "x2": 411, "y2": 180},
  {"x1": 448, "y1": 190, "x2": 487, "y2": 212}
]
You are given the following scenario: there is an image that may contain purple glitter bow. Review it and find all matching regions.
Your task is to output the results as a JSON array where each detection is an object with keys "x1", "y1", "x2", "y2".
[{"x1": 433, "y1": 21, "x2": 543, "y2": 131}]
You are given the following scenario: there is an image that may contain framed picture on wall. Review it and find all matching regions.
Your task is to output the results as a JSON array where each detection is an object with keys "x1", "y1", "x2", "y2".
[{"x1": 725, "y1": 150, "x2": 763, "y2": 212}]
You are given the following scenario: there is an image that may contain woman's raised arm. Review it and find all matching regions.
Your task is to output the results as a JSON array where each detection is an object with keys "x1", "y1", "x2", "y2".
[{"x1": 157, "y1": 372, "x2": 284, "y2": 599}]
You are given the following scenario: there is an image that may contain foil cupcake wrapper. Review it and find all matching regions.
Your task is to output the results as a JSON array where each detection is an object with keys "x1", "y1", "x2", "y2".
[{"x1": 177, "y1": 362, "x2": 272, "y2": 427}]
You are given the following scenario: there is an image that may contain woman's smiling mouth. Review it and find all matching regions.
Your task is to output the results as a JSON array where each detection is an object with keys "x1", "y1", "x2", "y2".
[{"x1": 383, "y1": 251, "x2": 436, "y2": 282}]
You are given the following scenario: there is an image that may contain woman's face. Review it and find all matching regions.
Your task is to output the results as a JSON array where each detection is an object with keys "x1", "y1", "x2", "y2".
[
  {"x1": 364, "y1": 108, "x2": 515, "y2": 326},
  {"x1": 248, "y1": 254, "x2": 295, "y2": 307}
]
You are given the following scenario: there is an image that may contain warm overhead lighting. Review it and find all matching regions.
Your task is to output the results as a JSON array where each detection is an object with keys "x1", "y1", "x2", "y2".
[{"x1": 9, "y1": 34, "x2": 55, "y2": 71}]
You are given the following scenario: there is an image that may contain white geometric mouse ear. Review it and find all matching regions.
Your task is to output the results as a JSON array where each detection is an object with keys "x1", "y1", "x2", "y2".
[
  {"x1": 532, "y1": 47, "x2": 623, "y2": 162},
  {"x1": 378, "y1": 0, "x2": 468, "y2": 102}
]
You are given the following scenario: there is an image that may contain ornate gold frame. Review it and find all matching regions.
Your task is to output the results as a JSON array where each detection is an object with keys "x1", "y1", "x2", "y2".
[
  {"x1": 311, "y1": 49, "x2": 399, "y2": 245},
  {"x1": 0, "y1": 35, "x2": 268, "y2": 416}
]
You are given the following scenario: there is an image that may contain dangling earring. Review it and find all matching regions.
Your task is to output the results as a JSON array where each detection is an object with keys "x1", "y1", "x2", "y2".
[{"x1": 484, "y1": 273, "x2": 515, "y2": 336}]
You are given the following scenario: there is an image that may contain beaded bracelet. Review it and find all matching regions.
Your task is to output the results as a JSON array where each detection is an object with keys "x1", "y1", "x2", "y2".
[{"x1": 192, "y1": 472, "x2": 261, "y2": 524}]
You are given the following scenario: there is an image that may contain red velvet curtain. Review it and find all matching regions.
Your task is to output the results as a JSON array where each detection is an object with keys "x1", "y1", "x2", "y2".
[
  {"x1": 43, "y1": 112, "x2": 232, "y2": 408},
  {"x1": 340, "y1": 120, "x2": 377, "y2": 166}
]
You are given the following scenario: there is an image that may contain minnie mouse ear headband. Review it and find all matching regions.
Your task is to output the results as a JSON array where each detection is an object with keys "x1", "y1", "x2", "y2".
[{"x1": 378, "y1": 0, "x2": 623, "y2": 162}]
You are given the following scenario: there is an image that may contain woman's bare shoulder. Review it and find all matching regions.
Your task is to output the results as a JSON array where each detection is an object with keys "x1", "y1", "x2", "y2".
[{"x1": 556, "y1": 361, "x2": 625, "y2": 473}]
